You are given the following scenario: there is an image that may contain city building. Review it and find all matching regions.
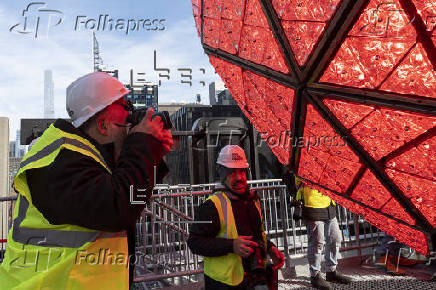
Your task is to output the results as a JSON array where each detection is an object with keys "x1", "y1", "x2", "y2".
[
  {"x1": 44, "y1": 70, "x2": 55, "y2": 119},
  {"x1": 157, "y1": 103, "x2": 187, "y2": 117},
  {"x1": 8, "y1": 142, "x2": 15, "y2": 158},
  {"x1": 14, "y1": 130, "x2": 25, "y2": 158},
  {"x1": 8, "y1": 157, "x2": 21, "y2": 194},
  {"x1": 216, "y1": 89, "x2": 236, "y2": 105},
  {"x1": 125, "y1": 83, "x2": 158, "y2": 110},
  {"x1": 208, "y1": 81, "x2": 225, "y2": 105}
]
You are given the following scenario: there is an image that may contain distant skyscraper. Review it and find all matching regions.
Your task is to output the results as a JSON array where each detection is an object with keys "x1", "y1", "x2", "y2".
[
  {"x1": 209, "y1": 82, "x2": 225, "y2": 105},
  {"x1": 13, "y1": 130, "x2": 27, "y2": 158},
  {"x1": 15, "y1": 130, "x2": 22, "y2": 157},
  {"x1": 44, "y1": 70, "x2": 55, "y2": 118}
]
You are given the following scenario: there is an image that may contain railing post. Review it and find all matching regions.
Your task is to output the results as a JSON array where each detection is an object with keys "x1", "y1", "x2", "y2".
[
  {"x1": 151, "y1": 201, "x2": 158, "y2": 273},
  {"x1": 279, "y1": 187, "x2": 291, "y2": 267},
  {"x1": 353, "y1": 214, "x2": 361, "y2": 257}
]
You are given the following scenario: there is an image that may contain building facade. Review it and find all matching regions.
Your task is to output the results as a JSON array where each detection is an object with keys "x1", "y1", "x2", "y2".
[{"x1": 44, "y1": 70, "x2": 55, "y2": 119}]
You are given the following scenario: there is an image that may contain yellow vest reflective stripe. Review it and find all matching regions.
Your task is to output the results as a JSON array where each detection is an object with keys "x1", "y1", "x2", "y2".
[
  {"x1": 13, "y1": 196, "x2": 99, "y2": 248},
  {"x1": 0, "y1": 124, "x2": 129, "y2": 290},
  {"x1": 203, "y1": 191, "x2": 267, "y2": 286},
  {"x1": 295, "y1": 176, "x2": 336, "y2": 208}
]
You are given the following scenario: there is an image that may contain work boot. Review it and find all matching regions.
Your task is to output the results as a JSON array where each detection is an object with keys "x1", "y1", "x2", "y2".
[
  {"x1": 310, "y1": 273, "x2": 332, "y2": 290},
  {"x1": 326, "y1": 270, "x2": 352, "y2": 284}
]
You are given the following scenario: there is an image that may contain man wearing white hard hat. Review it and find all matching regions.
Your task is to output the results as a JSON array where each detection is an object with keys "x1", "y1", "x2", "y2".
[
  {"x1": 0, "y1": 72, "x2": 172, "y2": 289},
  {"x1": 188, "y1": 145, "x2": 284, "y2": 289}
]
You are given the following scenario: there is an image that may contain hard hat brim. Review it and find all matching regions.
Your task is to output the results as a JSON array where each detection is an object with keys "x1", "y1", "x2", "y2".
[{"x1": 216, "y1": 161, "x2": 249, "y2": 169}]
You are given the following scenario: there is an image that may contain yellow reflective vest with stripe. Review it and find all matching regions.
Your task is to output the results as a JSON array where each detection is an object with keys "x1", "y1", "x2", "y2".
[
  {"x1": 203, "y1": 191, "x2": 267, "y2": 286},
  {"x1": 0, "y1": 124, "x2": 129, "y2": 290},
  {"x1": 295, "y1": 176, "x2": 336, "y2": 208}
]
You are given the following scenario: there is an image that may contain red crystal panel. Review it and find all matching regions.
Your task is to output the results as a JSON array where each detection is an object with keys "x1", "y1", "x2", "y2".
[
  {"x1": 386, "y1": 135, "x2": 436, "y2": 181},
  {"x1": 323, "y1": 99, "x2": 375, "y2": 129},
  {"x1": 271, "y1": 0, "x2": 342, "y2": 66},
  {"x1": 320, "y1": 38, "x2": 415, "y2": 89},
  {"x1": 352, "y1": 171, "x2": 415, "y2": 225},
  {"x1": 387, "y1": 169, "x2": 436, "y2": 228},
  {"x1": 222, "y1": 0, "x2": 246, "y2": 20},
  {"x1": 349, "y1": 0, "x2": 416, "y2": 38},
  {"x1": 194, "y1": 0, "x2": 435, "y2": 256},
  {"x1": 202, "y1": 0, "x2": 290, "y2": 73},
  {"x1": 320, "y1": 0, "x2": 417, "y2": 88},
  {"x1": 380, "y1": 43, "x2": 436, "y2": 99},
  {"x1": 282, "y1": 21, "x2": 326, "y2": 66},
  {"x1": 298, "y1": 104, "x2": 361, "y2": 194},
  {"x1": 203, "y1": 0, "x2": 221, "y2": 18},
  {"x1": 350, "y1": 108, "x2": 436, "y2": 160},
  {"x1": 192, "y1": 0, "x2": 201, "y2": 14},
  {"x1": 245, "y1": 0, "x2": 269, "y2": 27},
  {"x1": 329, "y1": 185, "x2": 428, "y2": 255},
  {"x1": 220, "y1": 20, "x2": 243, "y2": 54},
  {"x1": 272, "y1": 0, "x2": 341, "y2": 21},
  {"x1": 238, "y1": 25, "x2": 289, "y2": 73},
  {"x1": 208, "y1": 55, "x2": 245, "y2": 106},
  {"x1": 192, "y1": 0, "x2": 201, "y2": 36},
  {"x1": 209, "y1": 55, "x2": 294, "y2": 164},
  {"x1": 412, "y1": 0, "x2": 436, "y2": 34},
  {"x1": 203, "y1": 17, "x2": 221, "y2": 48},
  {"x1": 299, "y1": 173, "x2": 429, "y2": 255}
]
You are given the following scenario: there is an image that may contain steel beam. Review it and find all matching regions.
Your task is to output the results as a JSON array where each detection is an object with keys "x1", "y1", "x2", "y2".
[
  {"x1": 259, "y1": 0, "x2": 302, "y2": 81},
  {"x1": 379, "y1": 126, "x2": 436, "y2": 166},
  {"x1": 398, "y1": 0, "x2": 436, "y2": 70},
  {"x1": 200, "y1": 0, "x2": 204, "y2": 44},
  {"x1": 308, "y1": 84, "x2": 436, "y2": 116},
  {"x1": 289, "y1": 86, "x2": 307, "y2": 173},
  {"x1": 304, "y1": 0, "x2": 369, "y2": 84},
  {"x1": 203, "y1": 45, "x2": 297, "y2": 88}
]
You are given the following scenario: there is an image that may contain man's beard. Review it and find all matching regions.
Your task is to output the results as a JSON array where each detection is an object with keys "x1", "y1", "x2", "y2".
[{"x1": 230, "y1": 181, "x2": 247, "y2": 193}]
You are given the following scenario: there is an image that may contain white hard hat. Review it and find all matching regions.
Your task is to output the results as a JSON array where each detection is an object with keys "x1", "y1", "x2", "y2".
[
  {"x1": 216, "y1": 145, "x2": 249, "y2": 169},
  {"x1": 66, "y1": 72, "x2": 130, "y2": 128}
]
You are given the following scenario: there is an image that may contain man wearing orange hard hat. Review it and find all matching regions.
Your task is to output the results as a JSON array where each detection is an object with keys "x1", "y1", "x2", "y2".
[{"x1": 188, "y1": 145, "x2": 284, "y2": 289}]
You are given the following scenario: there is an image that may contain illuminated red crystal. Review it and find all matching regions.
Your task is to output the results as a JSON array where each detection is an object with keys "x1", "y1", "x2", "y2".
[{"x1": 193, "y1": 0, "x2": 436, "y2": 255}]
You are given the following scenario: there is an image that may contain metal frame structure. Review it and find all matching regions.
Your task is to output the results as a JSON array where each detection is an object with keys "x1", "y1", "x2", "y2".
[{"x1": 198, "y1": 0, "x2": 436, "y2": 249}]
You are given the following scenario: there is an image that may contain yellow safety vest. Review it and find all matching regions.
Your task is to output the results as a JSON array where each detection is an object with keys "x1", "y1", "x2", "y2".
[
  {"x1": 295, "y1": 176, "x2": 336, "y2": 208},
  {"x1": 0, "y1": 124, "x2": 129, "y2": 290},
  {"x1": 203, "y1": 191, "x2": 267, "y2": 286}
]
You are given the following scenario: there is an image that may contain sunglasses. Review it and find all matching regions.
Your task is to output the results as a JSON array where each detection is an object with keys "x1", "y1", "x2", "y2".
[
  {"x1": 113, "y1": 99, "x2": 134, "y2": 112},
  {"x1": 112, "y1": 99, "x2": 134, "y2": 128}
]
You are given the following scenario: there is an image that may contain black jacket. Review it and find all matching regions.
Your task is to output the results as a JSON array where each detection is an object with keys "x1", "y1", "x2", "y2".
[
  {"x1": 26, "y1": 119, "x2": 168, "y2": 286},
  {"x1": 187, "y1": 188, "x2": 274, "y2": 287}
]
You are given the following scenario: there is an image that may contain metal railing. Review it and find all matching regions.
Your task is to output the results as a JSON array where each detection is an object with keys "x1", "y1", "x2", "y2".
[
  {"x1": 0, "y1": 181, "x2": 383, "y2": 287},
  {"x1": 0, "y1": 195, "x2": 17, "y2": 262},
  {"x1": 133, "y1": 179, "x2": 383, "y2": 286}
]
